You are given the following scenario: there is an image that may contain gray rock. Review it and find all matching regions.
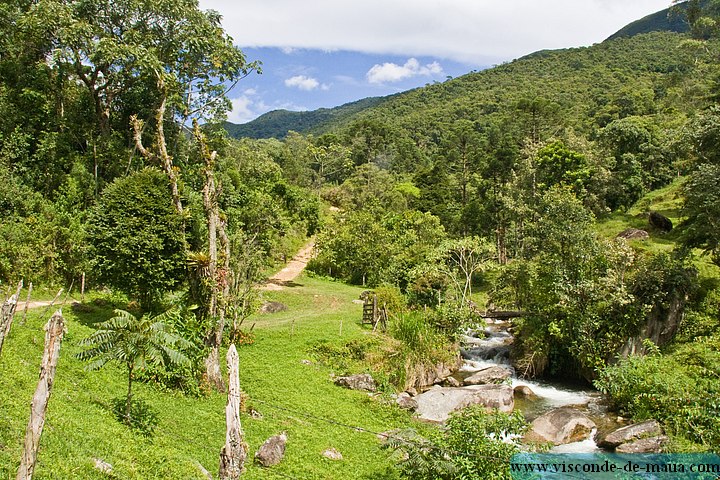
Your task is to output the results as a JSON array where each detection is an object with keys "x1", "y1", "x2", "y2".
[
  {"x1": 259, "y1": 301, "x2": 288, "y2": 314},
  {"x1": 527, "y1": 408, "x2": 596, "y2": 445},
  {"x1": 443, "y1": 376, "x2": 462, "y2": 387},
  {"x1": 617, "y1": 228, "x2": 649, "y2": 241},
  {"x1": 334, "y1": 373, "x2": 376, "y2": 392},
  {"x1": 598, "y1": 420, "x2": 663, "y2": 449},
  {"x1": 463, "y1": 366, "x2": 512, "y2": 385},
  {"x1": 414, "y1": 385, "x2": 514, "y2": 423},
  {"x1": 255, "y1": 432, "x2": 288, "y2": 467},
  {"x1": 513, "y1": 385, "x2": 537, "y2": 398},
  {"x1": 322, "y1": 448, "x2": 343, "y2": 461},
  {"x1": 93, "y1": 458, "x2": 113, "y2": 475},
  {"x1": 649, "y1": 211, "x2": 673, "y2": 232},
  {"x1": 396, "y1": 392, "x2": 418, "y2": 410},
  {"x1": 615, "y1": 436, "x2": 668, "y2": 454}
]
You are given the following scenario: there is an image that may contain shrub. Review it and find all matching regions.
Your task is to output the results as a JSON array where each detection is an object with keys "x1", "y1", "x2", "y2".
[{"x1": 386, "y1": 407, "x2": 528, "y2": 480}]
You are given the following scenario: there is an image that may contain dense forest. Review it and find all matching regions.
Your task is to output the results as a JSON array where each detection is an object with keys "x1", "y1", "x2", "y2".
[{"x1": 2, "y1": 0, "x2": 720, "y2": 478}]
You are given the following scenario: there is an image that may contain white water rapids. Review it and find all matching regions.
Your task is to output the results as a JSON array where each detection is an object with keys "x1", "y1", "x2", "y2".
[{"x1": 460, "y1": 322, "x2": 615, "y2": 452}]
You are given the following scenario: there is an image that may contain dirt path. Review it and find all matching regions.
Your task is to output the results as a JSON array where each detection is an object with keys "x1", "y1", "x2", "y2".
[{"x1": 262, "y1": 240, "x2": 315, "y2": 291}]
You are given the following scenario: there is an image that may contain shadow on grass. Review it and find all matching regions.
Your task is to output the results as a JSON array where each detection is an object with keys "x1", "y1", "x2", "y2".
[{"x1": 71, "y1": 298, "x2": 123, "y2": 327}]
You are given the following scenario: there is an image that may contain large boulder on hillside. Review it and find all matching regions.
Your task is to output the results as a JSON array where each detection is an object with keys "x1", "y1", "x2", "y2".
[
  {"x1": 405, "y1": 356, "x2": 462, "y2": 391},
  {"x1": 617, "y1": 228, "x2": 649, "y2": 241},
  {"x1": 334, "y1": 373, "x2": 376, "y2": 392},
  {"x1": 463, "y1": 365, "x2": 512, "y2": 385},
  {"x1": 615, "y1": 436, "x2": 668, "y2": 454},
  {"x1": 255, "y1": 432, "x2": 287, "y2": 467},
  {"x1": 527, "y1": 408, "x2": 595, "y2": 445},
  {"x1": 597, "y1": 420, "x2": 663, "y2": 449},
  {"x1": 414, "y1": 385, "x2": 514, "y2": 423},
  {"x1": 259, "y1": 301, "x2": 288, "y2": 314},
  {"x1": 649, "y1": 211, "x2": 673, "y2": 232}
]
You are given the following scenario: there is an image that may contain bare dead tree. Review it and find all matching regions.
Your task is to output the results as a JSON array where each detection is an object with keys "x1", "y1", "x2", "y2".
[
  {"x1": 17, "y1": 310, "x2": 65, "y2": 480},
  {"x1": 219, "y1": 344, "x2": 246, "y2": 479},
  {"x1": 0, "y1": 280, "x2": 23, "y2": 358}
]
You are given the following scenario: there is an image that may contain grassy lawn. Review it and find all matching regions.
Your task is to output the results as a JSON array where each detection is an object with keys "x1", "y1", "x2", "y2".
[{"x1": 0, "y1": 275, "x2": 413, "y2": 479}]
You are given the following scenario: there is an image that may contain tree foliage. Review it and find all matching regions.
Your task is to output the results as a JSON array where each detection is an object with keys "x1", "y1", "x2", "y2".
[{"x1": 89, "y1": 168, "x2": 186, "y2": 311}]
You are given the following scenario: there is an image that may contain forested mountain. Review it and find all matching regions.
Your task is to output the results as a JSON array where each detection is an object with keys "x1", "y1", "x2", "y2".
[
  {"x1": 607, "y1": 4, "x2": 689, "y2": 40},
  {"x1": 224, "y1": 96, "x2": 386, "y2": 139},
  {"x1": 4, "y1": 1, "x2": 720, "y2": 476}
]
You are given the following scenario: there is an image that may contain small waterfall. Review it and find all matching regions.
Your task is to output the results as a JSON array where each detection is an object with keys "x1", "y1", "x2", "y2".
[{"x1": 460, "y1": 321, "x2": 612, "y2": 452}]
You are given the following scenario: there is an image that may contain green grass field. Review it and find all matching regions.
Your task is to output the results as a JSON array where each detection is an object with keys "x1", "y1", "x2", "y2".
[{"x1": 0, "y1": 275, "x2": 414, "y2": 479}]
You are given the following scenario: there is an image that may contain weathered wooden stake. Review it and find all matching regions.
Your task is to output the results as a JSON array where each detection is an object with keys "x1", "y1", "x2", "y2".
[
  {"x1": 21, "y1": 282, "x2": 33, "y2": 325},
  {"x1": 17, "y1": 310, "x2": 65, "y2": 480},
  {"x1": 219, "y1": 344, "x2": 246, "y2": 479},
  {"x1": 40, "y1": 289, "x2": 63, "y2": 320},
  {"x1": 80, "y1": 273, "x2": 85, "y2": 302},
  {"x1": 0, "y1": 280, "x2": 23, "y2": 358}
]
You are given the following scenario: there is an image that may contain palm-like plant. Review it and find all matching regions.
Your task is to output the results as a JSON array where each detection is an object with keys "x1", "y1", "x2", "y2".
[{"x1": 77, "y1": 309, "x2": 192, "y2": 425}]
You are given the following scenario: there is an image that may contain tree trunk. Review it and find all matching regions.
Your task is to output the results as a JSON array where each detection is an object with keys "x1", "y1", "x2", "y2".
[
  {"x1": 219, "y1": 344, "x2": 246, "y2": 479},
  {"x1": 195, "y1": 121, "x2": 227, "y2": 391},
  {"x1": 21, "y1": 282, "x2": 32, "y2": 325},
  {"x1": 0, "y1": 280, "x2": 23, "y2": 358},
  {"x1": 17, "y1": 310, "x2": 65, "y2": 480},
  {"x1": 125, "y1": 363, "x2": 134, "y2": 425}
]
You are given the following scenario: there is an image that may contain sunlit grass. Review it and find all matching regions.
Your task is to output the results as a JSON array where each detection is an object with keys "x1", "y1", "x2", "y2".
[{"x1": 0, "y1": 275, "x2": 414, "y2": 479}]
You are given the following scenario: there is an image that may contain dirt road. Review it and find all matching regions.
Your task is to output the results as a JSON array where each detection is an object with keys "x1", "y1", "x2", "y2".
[{"x1": 262, "y1": 241, "x2": 315, "y2": 290}]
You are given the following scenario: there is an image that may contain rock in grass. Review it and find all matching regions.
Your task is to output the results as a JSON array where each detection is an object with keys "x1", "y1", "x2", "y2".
[
  {"x1": 259, "y1": 301, "x2": 288, "y2": 314},
  {"x1": 334, "y1": 373, "x2": 377, "y2": 392},
  {"x1": 322, "y1": 448, "x2": 343, "y2": 460},
  {"x1": 617, "y1": 228, "x2": 649, "y2": 241},
  {"x1": 396, "y1": 392, "x2": 418, "y2": 410},
  {"x1": 93, "y1": 458, "x2": 113, "y2": 474},
  {"x1": 648, "y1": 211, "x2": 673, "y2": 232},
  {"x1": 255, "y1": 432, "x2": 288, "y2": 467}
]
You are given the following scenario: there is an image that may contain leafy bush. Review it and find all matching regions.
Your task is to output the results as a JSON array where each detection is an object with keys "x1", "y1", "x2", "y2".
[
  {"x1": 595, "y1": 336, "x2": 720, "y2": 449},
  {"x1": 386, "y1": 407, "x2": 528, "y2": 480},
  {"x1": 88, "y1": 168, "x2": 186, "y2": 312},
  {"x1": 386, "y1": 311, "x2": 457, "y2": 390}
]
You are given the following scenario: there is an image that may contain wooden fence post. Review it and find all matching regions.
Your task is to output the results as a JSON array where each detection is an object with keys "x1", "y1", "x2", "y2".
[
  {"x1": 0, "y1": 280, "x2": 23, "y2": 358},
  {"x1": 21, "y1": 282, "x2": 33, "y2": 325},
  {"x1": 16, "y1": 310, "x2": 65, "y2": 480},
  {"x1": 219, "y1": 344, "x2": 246, "y2": 479}
]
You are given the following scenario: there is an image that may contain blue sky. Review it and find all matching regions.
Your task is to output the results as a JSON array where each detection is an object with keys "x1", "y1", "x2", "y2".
[
  {"x1": 197, "y1": 0, "x2": 673, "y2": 124},
  {"x1": 227, "y1": 48, "x2": 479, "y2": 123}
]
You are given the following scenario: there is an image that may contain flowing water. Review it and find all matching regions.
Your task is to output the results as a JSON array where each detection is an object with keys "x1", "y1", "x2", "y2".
[{"x1": 460, "y1": 320, "x2": 622, "y2": 452}]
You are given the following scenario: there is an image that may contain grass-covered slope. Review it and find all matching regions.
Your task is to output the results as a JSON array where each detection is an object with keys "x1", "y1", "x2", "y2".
[{"x1": 0, "y1": 276, "x2": 414, "y2": 479}]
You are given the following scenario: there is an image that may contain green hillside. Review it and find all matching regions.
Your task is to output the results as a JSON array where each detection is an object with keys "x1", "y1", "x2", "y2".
[
  {"x1": 607, "y1": 4, "x2": 689, "y2": 40},
  {"x1": 225, "y1": 96, "x2": 387, "y2": 139}
]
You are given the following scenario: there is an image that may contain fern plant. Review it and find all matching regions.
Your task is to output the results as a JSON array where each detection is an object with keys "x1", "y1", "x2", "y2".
[{"x1": 76, "y1": 308, "x2": 192, "y2": 426}]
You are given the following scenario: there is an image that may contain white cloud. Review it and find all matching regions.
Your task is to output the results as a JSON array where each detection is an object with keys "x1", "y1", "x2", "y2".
[
  {"x1": 199, "y1": 0, "x2": 670, "y2": 65},
  {"x1": 285, "y1": 75, "x2": 321, "y2": 91},
  {"x1": 227, "y1": 89, "x2": 310, "y2": 124},
  {"x1": 227, "y1": 95, "x2": 259, "y2": 124},
  {"x1": 367, "y1": 58, "x2": 444, "y2": 84}
]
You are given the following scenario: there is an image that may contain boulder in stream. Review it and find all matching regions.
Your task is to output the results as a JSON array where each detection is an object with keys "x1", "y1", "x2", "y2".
[
  {"x1": 463, "y1": 365, "x2": 512, "y2": 385},
  {"x1": 616, "y1": 436, "x2": 668, "y2": 454},
  {"x1": 513, "y1": 385, "x2": 537, "y2": 399},
  {"x1": 526, "y1": 407, "x2": 596, "y2": 445},
  {"x1": 414, "y1": 385, "x2": 514, "y2": 423},
  {"x1": 597, "y1": 419, "x2": 663, "y2": 449}
]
